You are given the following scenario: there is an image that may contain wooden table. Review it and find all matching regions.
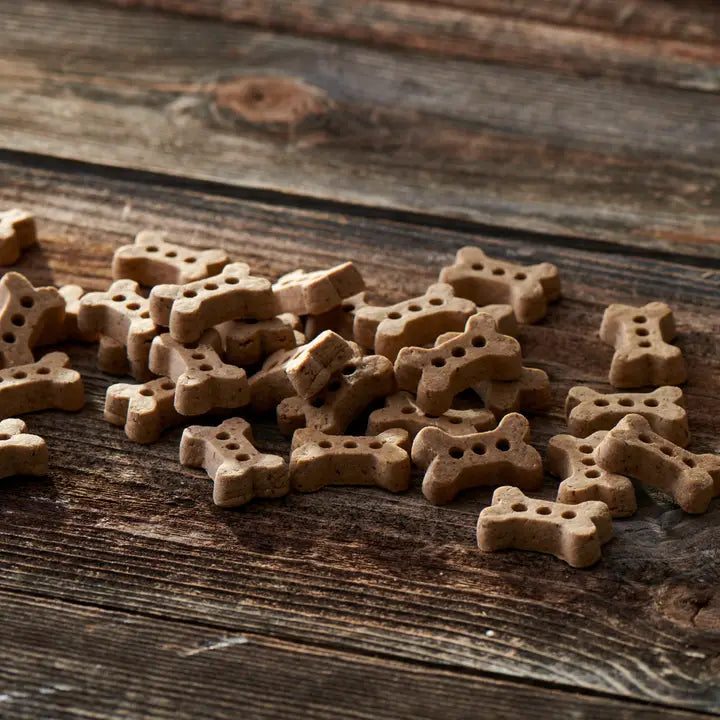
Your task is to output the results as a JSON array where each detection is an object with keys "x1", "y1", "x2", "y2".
[{"x1": 1, "y1": 2, "x2": 719, "y2": 717}]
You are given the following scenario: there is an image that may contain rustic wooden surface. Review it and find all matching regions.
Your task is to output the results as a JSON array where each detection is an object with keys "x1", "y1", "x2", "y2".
[{"x1": 1, "y1": 1, "x2": 719, "y2": 717}]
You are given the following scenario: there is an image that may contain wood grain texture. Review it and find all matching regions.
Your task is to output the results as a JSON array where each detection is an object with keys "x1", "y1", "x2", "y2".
[
  {"x1": 2, "y1": 1, "x2": 720, "y2": 258},
  {"x1": 101, "y1": 0, "x2": 720, "y2": 91},
  {"x1": 1, "y1": 158, "x2": 719, "y2": 713}
]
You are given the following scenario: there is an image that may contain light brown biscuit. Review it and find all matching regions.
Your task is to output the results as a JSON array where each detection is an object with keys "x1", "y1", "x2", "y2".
[
  {"x1": 97, "y1": 335, "x2": 145, "y2": 380},
  {"x1": 0, "y1": 352, "x2": 84, "y2": 418},
  {"x1": 565, "y1": 385, "x2": 690, "y2": 447},
  {"x1": 105, "y1": 376, "x2": 183, "y2": 444},
  {"x1": 439, "y1": 247, "x2": 560, "y2": 324},
  {"x1": 248, "y1": 345, "x2": 306, "y2": 414},
  {"x1": 112, "y1": 230, "x2": 229, "y2": 286},
  {"x1": 595, "y1": 414, "x2": 720, "y2": 514},
  {"x1": 285, "y1": 330, "x2": 355, "y2": 399},
  {"x1": 473, "y1": 366, "x2": 552, "y2": 420},
  {"x1": 218, "y1": 313, "x2": 301, "y2": 367},
  {"x1": 273, "y1": 262, "x2": 365, "y2": 316},
  {"x1": 434, "y1": 304, "x2": 518, "y2": 342},
  {"x1": 290, "y1": 428, "x2": 410, "y2": 493},
  {"x1": 150, "y1": 262, "x2": 276, "y2": 343},
  {"x1": 0, "y1": 272, "x2": 65, "y2": 368},
  {"x1": 277, "y1": 353, "x2": 395, "y2": 436},
  {"x1": 476, "y1": 486, "x2": 613, "y2": 568},
  {"x1": 180, "y1": 417, "x2": 289, "y2": 507},
  {"x1": 366, "y1": 391, "x2": 495, "y2": 440},
  {"x1": 59, "y1": 285, "x2": 100, "y2": 342},
  {"x1": 599, "y1": 302, "x2": 686, "y2": 388},
  {"x1": 304, "y1": 291, "x2": 369, "y2": 342},
  {"x1": 412, "y1": 412, "x2": 542, "y2": 505},
  {"x1": 0, "y1": 209, "x2": 37, "y2": 266},
  {"x1": 353, "y1": 283, "x2": 476, "y2": 361},
  {"x1": 546, "y1": 431, "x2": 636, "y2": 518},
  {"x1": 148, "y1": 330, "x2": 249, "y2": 416},
  {"x1": 0, "y1": 418, "x2": 48, "y2": 479},
  {"x1": 394, "y1": 312, "x2": 522, "y2": 416}
]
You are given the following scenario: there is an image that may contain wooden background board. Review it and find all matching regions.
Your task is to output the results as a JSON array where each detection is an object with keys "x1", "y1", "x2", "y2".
[{"x1": 1, "y1": 0, "x2": 720, "y2": 717}]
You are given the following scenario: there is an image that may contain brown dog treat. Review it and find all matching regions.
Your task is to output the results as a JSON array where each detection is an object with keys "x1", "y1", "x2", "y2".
[
  {"x1": 412, "y1": 412, "x2": 542, "y2": 505},
  {"x1": 0, "y1": 209, "x2": 37, "y2": 266},
  {"x1": 273, "y1": 262, "x2": 365, "y2": 316},
  {"x1": 367, "y1": 391, "x2": 495, "y2": 440},
  {"x1": 290, "y1": 428, "x2": 410, "y2": 493},
  {"x1": 59, "y1": 285, "x2": 100, "y2": 342},
  {"x1": 248, "y1": 345, "x2": 304, "y2": 413},
  {"x1": 285, "y1": 330, "x2": 355, "y2": 399},
  {"x1": 395, "y1": 312, "x2": 522, "y2": 416},
  {"x1": 435, "y1": 304, "x2": 518, "y2": 341},
  {"x1": 565, "y1": 385, "x2": 690, "y2": 447},
  {"x1": 473, "y1": 367, "x2": 552, "y2": 420},
  {"x1": 97, "y1": 335, "x2": 151, "y2": 381},
  {"x1": 0, "y1": 272, "x2": 65, "y2": 368},
  {"x1": 476, "y1": 486, "x2": 613, "y2": 568},
  {"x1": 0, "y1": 418, "x2": 48, "y2": 478},
  {"x1": 304, "y1": 291, "x2": 369, "y2": 342},
  {"x1": 218, "y1": 313, "x2": 301, "y2": 367},
  {"x1": 440, "y1": 247, "x2": 561, "y2": 324},
  {"x1": 150, "y1": 262, "x2": 276, "y2": 343},
  {"x1": 0, "y1": 352, "x2": 84, "y2": 418},
  {"x1": 112, "y1": 230, "x2": 229, "y2": 286},
  {"x1": 180, "y1": 417, "x2": 289, "y2": 507},
  {"x1": 353, "y1": 283, "x2": 476, "y2": 361},
  {"x1": 277, "y1": 353, "x2": 395, "y2": 436},
  {"x1": 105, "y1": 376, "x2": 183, "y2": 444},
  {"x1": 547, "y1": 431, "x2": 636, "y2": 518},
  {"x1": 149, "y1": 330, "x2": 249, "y2": 416},
  {"x1": 595, "y1": 414, "x2": 720, "y2": 514},
  {"x1": 599, "y1": 302, "x2": 686, "y2": 388}
]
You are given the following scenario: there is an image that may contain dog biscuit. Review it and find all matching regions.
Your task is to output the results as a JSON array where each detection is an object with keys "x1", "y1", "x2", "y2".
[
  {"x1": 565, "y1": 386, "x2": 689, "y2": 447},
  {"x1": 218, "y1": 313, "x2": 301, "y2": 367},
  {"x1": 440, "y1": 247, "x2": 560, "y2": 323},
  {"x1": 476, "y1": 486, "x2": 613, "y2": 568},
  {"x1": 395, "y1": 312, "x2": 522, "y2": 416},
  {"x1": 150, "y1": 262, "x2": 276, "y2": 343},
  {"x1": 290, "y1": 428, "x2": 410, "y2": 493},
  {"x1": 547, "y1": 431, "x2": 636, "y2": 517},
  {"x1": 599, "y1": 302, "x2": 686, "y2": 388},
  {"x1": 304, "y1": 291, "x2": 369, "y2": 342},
  {"x1": 96, "y1": 335, "x2": 150, "y2": 381},
  {"x1": 0, "y1": 418, "x2": 48, "y2": 479},
  {"x1": 474, "y1": 367, "x2": 552, "y2": 420},
  {"x1": 595, "y1": 414, "x2": 720, "y2": 514},
  {"x1": 0, "y1": 209, "x2": 37, "y2": 266},
  {"x1": 112, "y1": 230, "x2": 229, "y2": 286},
  {"x1": 180, "y1": 417, "x2": 289, "y2": 507},
  {"x1": 273, "y1": 262, "x2": 365, "y2": 316}
]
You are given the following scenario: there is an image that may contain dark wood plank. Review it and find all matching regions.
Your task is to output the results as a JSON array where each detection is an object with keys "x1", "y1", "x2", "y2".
[
  {"x1": 1, "y1": 158, "x2": 719, "y2": 712},
  {"x1": 101, "y1": 0, "x2": 720, "y2": 91},
  {"x1": 5, "y1": 591, "x2": 716, "y2": 720},
  {"x1": 2, "y1": 1, "x2": 720, "y2": 258}
]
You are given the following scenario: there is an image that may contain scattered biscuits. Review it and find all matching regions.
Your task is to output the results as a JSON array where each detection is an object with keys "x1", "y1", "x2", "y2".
[
  {"x1": 0, "y1": 209, "x2": 37, "y2": 266},
  {"x1": 0, "y1": 418, "x2": 48, "y2": 479}
]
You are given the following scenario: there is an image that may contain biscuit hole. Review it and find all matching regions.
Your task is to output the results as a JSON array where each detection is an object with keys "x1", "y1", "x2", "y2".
[
  {"x1": 644, "y1": 399, "x2": 659, "y2": 407},
  {"x1": 636, "y1": 328, "x2": 649, "y2": 337},
  {"x1": 341, "y1": 303, "x2": 354, "y2": 312},
  {"x1": 225, "y1": 277, "x2": 239, "y2": 285},
  {"x1": 387, "y1": 311, "x2": 402, "y2": 320},
  {"x1": 327, "y1": 380, "x2": 341, "y2": 392},
  {"x1": 639, "y1": 433, "x2": 652, "y2": 443},
  {"x1": 492, "y1": 268, "x2": 505, "y2": 276},
  {"x1": 184, "y1": 257, "x2": 197, "y2": 264},
  {"x1": 0, "y1": 434, "x2": 10, "y2": 441},
  {"x1": 472, "y1": 443, "x2": 486, "y2": 455},
  {"x1": 633, "y1": 315, "x2": 647, "y2": 324},
  {"x1": 343, "y1": 440, "x2": 358, "y2": 449},
  {"x1": 216, "y1": 432, "x2": 230, "y2": 440},
  {"x1": 578, "y1": 445, "x2": 593, "y2": 454},
  {"x1": 618, "y1": 398, "x2": 634, "y2": 407},
  {"x1": 561, "y1": 510, "x2": 576, "y2": 519},
  {"x1": 226, "y1": 443, "x2": 239, "y2": 450},
  {"x1": 318, "y1": 440, "x2": 332, "y2": 448},
  {"x1": 139, "y1": 389, "x2": 154, "y2": 397},
  {"x1": 448, "y1": 417, "x2": 462, "y2": 424},
  {"x1": 165, "y1": 251, "x2": 177, "y2": 258},
  {"x1": 581, "y1": 458, "x2": 595, "y2": 466},
  {"x1": 145, "y1": 246, "x2": 158, "y2": 253},
  {"x1": 585, "y1": 470, "x2": 600, "y2": 478},
  {"x1": 311, "y1": 397, "x2": 325, "y2": 408},
  {"x1": 511, "y1": 503, "x2": 526, "y2": 512},
  {"x1": 161, "y1": 381, "x2": 174, "y2": 390},
  {"x1": 112, "y1": 294, "x2": 126, "y2": 302},
  {"x1": 369, "y1": 441, "x2": 382, "y2": 449},
  {"x1": 536, "y1": 506, "x2": 551, "y2": 515},
  {"x1": 12, "y1": 371, "x2": 27, "y2": 379},
  {"x1": 20, "y1": 296, "x2": 34, "y2": 309},
  {"x1": 472, "y1": 336, "x2": 486, "y2": 348},
  {"x1": 235, "y1": 453, "x2": 250, "y2": 462},
  {"x1": 204, "y1": 283, "x2": 218, "y2": 291},
  {"x1": 198, "y1": 364, "x2": 213, "y2": 372},
  {"x1": 471, "y1": 263, "x2": 484, "y2": 271},
  {"x1": 11, "y1": 314, "x2": 25, "y2": 327},
  {"x1": 191, "y1": 353, "x2": 205, "y2": 360},
  {"x1": 514, "y1": 272, "x2": 527, "y2": 280},
  {"x1": 432, "y1": 358, "x2": 446, "y2": 368},
  {"x1": 661, "y1": 446, "x2": 674, "y2": 456},
  {"x1": 36, "y1": 367, "x2": 50, "y2": 375},
  {"x1": 126, "y1": 303, "x2": 140, "y2": 311},
  {"x1": 183, "y1": 290, "x2": 197, "y2": 298},
  {"x1": 140, "y1": 311, "x2": 150, "y2": 319},
  {"x1": 408, "y1": 304, "x2": 422, "y2": 312},
  {"x1": 2, "y1": 333, "x2": 15, "y2": 344},
  {"x1": 451, "y1": 347, "x2": 466, "y2": 358},
  {"x1": 683, "y1": 457, "x2": 696, "y2": 468},
  {"x1": 428, "y1": 298, "x2": 443, "y2": 306},
  {"x1": 496, "y1": 439, "x2": 510, "y2": 452},
  {"x1": 594, "y1": 399, "x2": 609, "y2": 407},
  {"x1": 639, "y1": 341, "x2": 651, "y2": 348},
  {"x1": 448, "y1": 447, "x2": 464, "y2": 459},
  {"x1": 401, "y1": 406, "x2": 414, "y2": 414},
  {"x1": 342, "y1": 364, "x2": 356, "y2": 376}
]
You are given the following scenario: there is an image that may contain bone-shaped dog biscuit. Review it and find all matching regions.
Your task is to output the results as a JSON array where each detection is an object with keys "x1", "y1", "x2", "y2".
[
  {"x1": 112, "y1": 230, "x2": 229, "y2": 286},
  {"x1": 599, "y1": 302, "x2": 686, "y2": 388},
  {"x1": 412, "y1": 413, "x2": 542, "y2": 505},
  {"x1": 290, "y1": 428, "x2": 410, "y2": 493},
  {"x1": 0, "y1": 352, "x2": 84, "y2": 418},
  {"x1": 367, "y1": 391, "x2": 495, "y2": 440},
  {"x1": 105, "y1": 376, "x2": 183, "y2": 444},
  {"x1": 150, "y1": 262, "x2": 276, "y2": 343},
  {"x1": 273, "y1": 262, "x2": 365, "y2": 316},
  {"x1": 0, "y1": 418, "x2": 48, "y2": 479},
  {"x1": 0, "y1": 209, "x2": 37, "y2": 266},
  {"x1": 0, "y1": 272, "x2": 65, "y2": 368},
  {"x1": 353, "y1": 283, "x2": 476, "y2": 361},
  {"x1": 277, "y1": 353, "x2": 395, "y2": 436},
  {"x1": 248, "y1": 345, "x2": 306, "y2": 413},
  {"x1": 180, "y1": 417, "x2": 289, "y2": 507},
  {"x1": 304, "y1": 291, "x2": 369, "y2": 342},
  {"x1": 218, "y1": 313, "x2": 300, "y2": 367},
  {"x1": 474, "y1": 366, "x2": 552, "y2": 420},
  {"x1": 395, "y1": 312, "x2": 522, "y2": 416},
  {"x1": 595, "y1": 414, "x2": 720, "y2": 514},
  {"x1": 96, "y1": 335, "x2": 151, "y2": 381},
  {"x1": 546, "y1": 431, "x2": 636, "y2": 518},
  {"x1": 566, "y1": 386, "x2": 689, "y2": 447},
  {"x1": 149, "y1": 330, "x2": 249, "y2": 415},
  {"x1": 439, "y1": 247, "x2": 560, "y2": 324},
  {"x1": 476, "y1": 486, "x2": 613, "y2": 568}
]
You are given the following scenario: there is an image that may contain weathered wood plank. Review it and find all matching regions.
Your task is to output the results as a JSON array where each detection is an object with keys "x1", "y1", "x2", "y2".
[
  {"x1": 4, "y1": 590, "x2": 716, "y2": 720},
  {"x1": 101, "y1": 0, "x2": 720, "y2": 91},
  {"x1": 0, "y1": 158, "x2": 719, "y2": 712},
  {"x1": 2, "y1": 1, "x2": 720, "y2": 258}
]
